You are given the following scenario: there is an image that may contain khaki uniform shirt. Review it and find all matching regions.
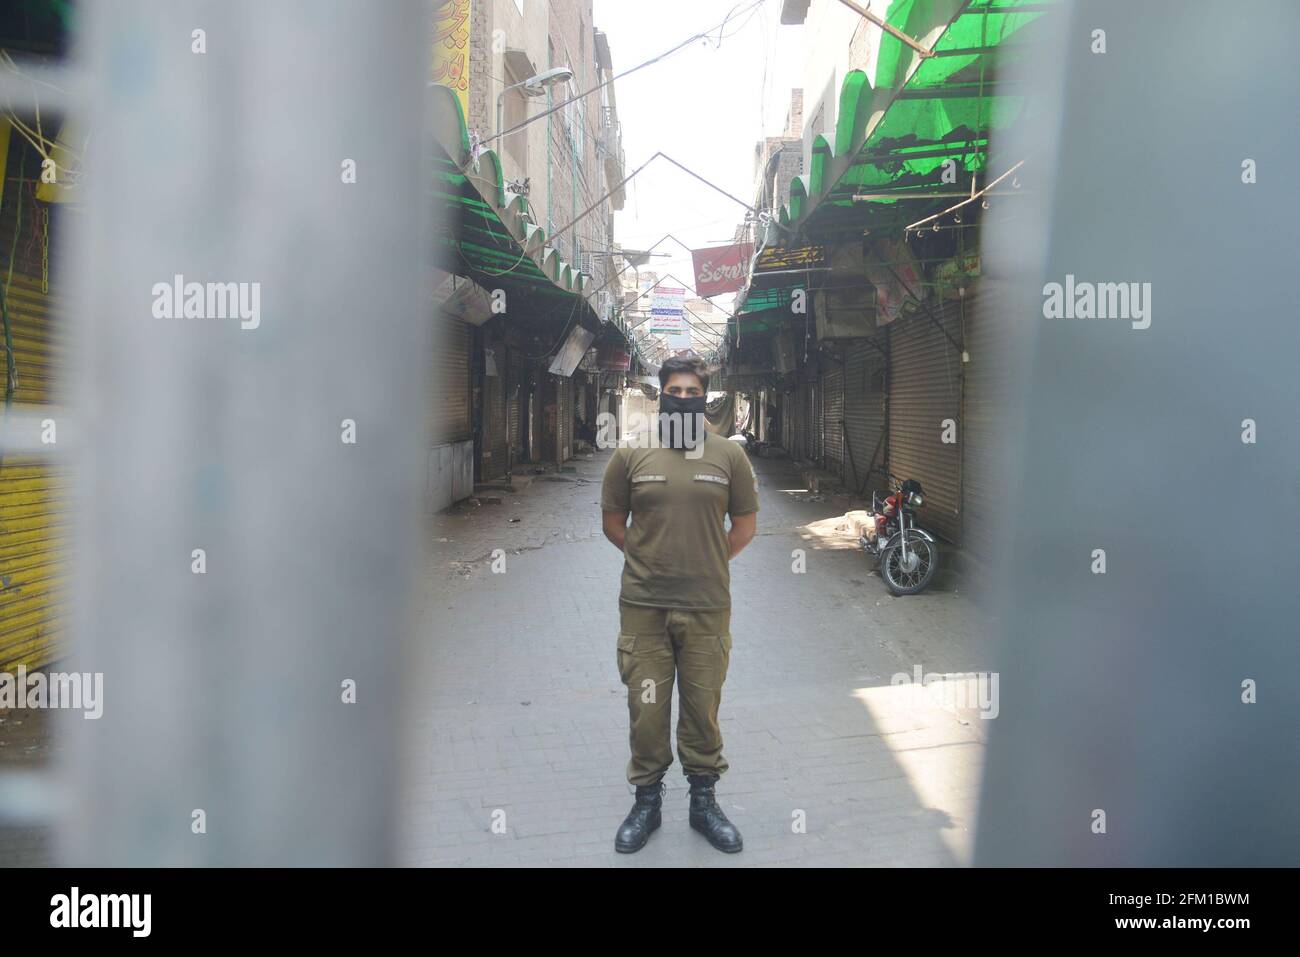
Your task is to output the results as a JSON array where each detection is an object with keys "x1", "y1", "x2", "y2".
[{"x1": 601, "y1": 431, "x2": 759, "y2": 610}]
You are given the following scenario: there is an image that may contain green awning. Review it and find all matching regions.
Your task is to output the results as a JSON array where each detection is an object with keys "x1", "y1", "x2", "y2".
[
  {"x1": 432, "y1": 86, "x2": 620, "y2": 340},
  {"x1": 782, "y1": 0, "x2": 1055, "y2": 230},
  {"x1": 737, "y1": 286, "x2": 800, "y2": 315},
  {"x1": 731, "y1": 305, "x2": 792, "y2": 337}
]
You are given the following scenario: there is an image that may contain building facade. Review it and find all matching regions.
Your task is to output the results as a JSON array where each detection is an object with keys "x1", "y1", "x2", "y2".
[
  {"x1": 727, "y1": 0, "x2": 1055, "y2": 555},
  {"x1": 432, "y1": 0, "x2": 631, "y2": 502}
]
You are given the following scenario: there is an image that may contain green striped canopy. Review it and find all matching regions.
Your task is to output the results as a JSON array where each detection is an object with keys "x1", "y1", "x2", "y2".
[{"x1": 783, "y1": 0, "x2": 1054, "y2": 230}]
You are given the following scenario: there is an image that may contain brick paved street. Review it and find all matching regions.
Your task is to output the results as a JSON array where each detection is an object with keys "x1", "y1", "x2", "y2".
[{"x1": 401, "y1": 447, "x2": 997, "y2": 867}]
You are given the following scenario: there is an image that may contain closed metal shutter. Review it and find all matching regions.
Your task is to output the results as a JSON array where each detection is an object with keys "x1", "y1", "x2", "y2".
[
  {"x1": 537, "y1": 374, "x2": 551, "y2": 462},
  {"x1": 506, "y1": 381, "x2": 519, "y2": 467},
  {"x1": 799, "y1": 381, "x2": 809, "y2": 461},
  {"x1": 784, "y1": 386, "x2": 796, "y2": 457},
  {"x1": 481, "y1": 365, "x2": 508, "y2": 480},
  {"x1": 843, "y1": 340, "x2": 887, "y2": 495},
  {"x1": 798, "y1": 379, "x2": 814, "y2": 463},
  {"x1": 554, "y1": 375, "x2": 570, "y2": 462},
  {"x1": 784, "y1": 385, "x2": 798, "y2": 458},
  {"x1": 792, "y1": 381, "x2": 809, "y2": 461},
  {"x1": 575, "y1": 375, "x2": 590, "y2": 444},
  {"x1": 811, "y1": 380, "x2": 822, "y2": 466},
  {"x1": 887, "y1": 302, "x2": 964, "y2": 543},
  {"x1": 961, "y1": 281, "x2": 1025, "y2": 559},
  {"x1": 0, "y1": 141, "x2": 68, "y2": 670},
  {"x1": 507, "y1": 348, "x2": 527, "y2": 465},
  {"x1": 780, "y1": 382, "x2": 790, "y2": 455},
  {"x1": 430, "y1": 315, "x2": 471, "y2": 445},
  {"x1": 821, "y1": 362, "x2": 844, "y2": 479}
]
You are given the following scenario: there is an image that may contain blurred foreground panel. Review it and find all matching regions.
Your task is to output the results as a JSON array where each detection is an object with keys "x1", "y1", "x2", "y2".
[
  {"x1": 58, "y1": 0, "x2": 431, "y2": 865},
  {"x1": 975, "y1": 0, "x2": 1300, "y2": 865}
]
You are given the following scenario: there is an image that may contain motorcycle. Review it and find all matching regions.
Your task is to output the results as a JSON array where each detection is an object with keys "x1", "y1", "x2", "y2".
[{"x1": 859, "y1": 474, "x2": 940, "y2": 595}]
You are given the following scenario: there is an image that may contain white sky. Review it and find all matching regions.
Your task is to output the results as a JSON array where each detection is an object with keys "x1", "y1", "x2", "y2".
[{"x1": 592, "y1": 0, "x2": 803, "y2": 313}]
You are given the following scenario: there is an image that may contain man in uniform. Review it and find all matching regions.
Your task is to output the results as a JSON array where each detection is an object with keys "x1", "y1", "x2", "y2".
[{"x1": 600, "y1": 355, "x2": 759, "y2": 854}]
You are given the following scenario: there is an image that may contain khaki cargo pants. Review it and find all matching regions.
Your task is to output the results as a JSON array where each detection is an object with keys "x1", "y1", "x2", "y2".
[{"x1": 617, "y1": 601, "x2": 732, "y2": 787}]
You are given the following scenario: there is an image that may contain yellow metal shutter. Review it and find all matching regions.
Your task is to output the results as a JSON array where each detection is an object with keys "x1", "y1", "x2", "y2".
[{"x1": 0, "y1": 135, "x2": 68, "y2": 669}]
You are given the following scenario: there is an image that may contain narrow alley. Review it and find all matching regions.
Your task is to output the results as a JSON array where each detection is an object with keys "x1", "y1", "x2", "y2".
[
  {"x1": 402, "y1": 449, "x2": 995, "y2": 867},
  {"x1": 0, "y1": 0, "x2": 1294, "y2": 907}
]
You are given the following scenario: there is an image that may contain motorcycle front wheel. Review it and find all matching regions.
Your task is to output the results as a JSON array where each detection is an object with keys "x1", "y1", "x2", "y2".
[{"x1": 880, "y1": 537, "x2": 939, "y2": 595}]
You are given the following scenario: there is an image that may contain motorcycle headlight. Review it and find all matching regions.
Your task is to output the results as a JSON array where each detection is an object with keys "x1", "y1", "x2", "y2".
[{"x1": 908, "y1": 492, "x2": 924, "y2": 508}]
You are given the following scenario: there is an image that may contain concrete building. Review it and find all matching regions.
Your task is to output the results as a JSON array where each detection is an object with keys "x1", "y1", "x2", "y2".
[
  {"x1": 729, "y1": 0, "x2": 1055, "y2": 550},
  {"x1": 752, "y1": 89, "x2": 804, "y2": 221},
  {"x1": 468, "y1": 0, "x2": 554, "y2": 217},
  {"x1": 430, "y1": 0, "x2": 631, "y2": 504},
  {"x1": 545, "y1": 3, "x2": 622, "y2": 297},
  {"x1": 463, "y1": 0, "x2": 625, "y2": 282},
  {"x1": 683, "y1": 296, "x2": 728, "y2": 361},
  {"x1": 791, "y1": 0, "x2": 895, "y2": 192}
]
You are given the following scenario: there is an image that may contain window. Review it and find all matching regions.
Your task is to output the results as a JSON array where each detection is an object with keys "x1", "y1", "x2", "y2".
[
  {"x1": 504, "y1": 89, "x2": 527, "y2": 169},
  {"x1": 502, "y1": 63, "x2": 528, "y2": 171}
]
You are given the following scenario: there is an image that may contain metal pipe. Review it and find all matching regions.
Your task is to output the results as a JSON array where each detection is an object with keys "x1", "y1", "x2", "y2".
[
  {"x1": 852, "y1": 190, "x2": 1022, "y2": 201},
  {"x1": 834, "y1": 0, "x2": 935, "y2": 58},
  {"x1": 904, "y1": 159, "x2": 1025, "y2": 232}
]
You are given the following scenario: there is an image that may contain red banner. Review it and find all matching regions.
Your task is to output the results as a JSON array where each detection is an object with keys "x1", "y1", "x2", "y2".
[{"x1": 691, "y1": 243, "x2": 753, "y2": 297}]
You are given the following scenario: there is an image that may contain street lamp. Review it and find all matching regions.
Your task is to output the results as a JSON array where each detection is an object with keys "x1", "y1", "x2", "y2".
[{"x1": 496, "y1": 66, "x2": 574, "y2": 152}]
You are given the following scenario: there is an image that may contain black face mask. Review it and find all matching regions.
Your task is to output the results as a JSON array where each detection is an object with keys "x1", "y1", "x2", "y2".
[{"x1": 658, "y1": 393, "x2": 707, "y2": 450}]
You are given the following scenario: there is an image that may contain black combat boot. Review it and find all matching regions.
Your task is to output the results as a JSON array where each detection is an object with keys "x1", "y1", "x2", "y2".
[
  {"x1": 615, "y1": 782, "x2": 664, "y2": 853},
  {"x1": 687, "y1": 774, "x2": 743, "y2": 853}
]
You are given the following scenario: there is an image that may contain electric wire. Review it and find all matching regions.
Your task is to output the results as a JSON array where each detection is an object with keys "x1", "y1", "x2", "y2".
[{"x1": 478, "y1": 0, "x2": 766, "y2": 150}]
